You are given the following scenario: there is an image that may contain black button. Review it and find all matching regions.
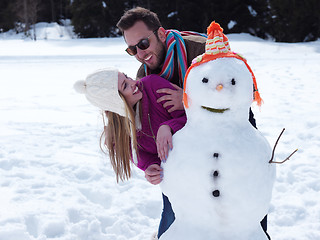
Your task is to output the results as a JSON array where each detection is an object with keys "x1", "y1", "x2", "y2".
[
  {"x1": 213, "y1": 153, "x2": 219, "y2": 158},
  {"x1": 213, "y1": 171, "x2": 219, "y2": 177},
  {"x1": 212, "y1": 190, "x2": 220, "y2": 197}
]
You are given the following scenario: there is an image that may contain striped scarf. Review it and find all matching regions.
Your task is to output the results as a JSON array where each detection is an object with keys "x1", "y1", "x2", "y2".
[{"x1": 144, "y1": 30, "x2": 207, "y2": 86}]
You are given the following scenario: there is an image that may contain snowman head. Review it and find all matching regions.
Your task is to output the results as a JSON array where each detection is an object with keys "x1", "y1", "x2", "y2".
[
  {"x1": 185, "y1": 57, "x2": 254, "y2": 116},
  {"x1": 183, "y1": 22, "x2": 262, "y2": 116}
]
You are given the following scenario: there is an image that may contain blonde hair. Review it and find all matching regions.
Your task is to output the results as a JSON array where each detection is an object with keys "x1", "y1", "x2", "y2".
[{"x1": 100, "y1": 94, "x2": 138, "y2": 182}]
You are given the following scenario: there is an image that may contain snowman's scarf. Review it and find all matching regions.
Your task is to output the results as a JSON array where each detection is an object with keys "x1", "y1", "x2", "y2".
[{"x1": 144, "y1": 30, "x2": 207, "y2": 86}]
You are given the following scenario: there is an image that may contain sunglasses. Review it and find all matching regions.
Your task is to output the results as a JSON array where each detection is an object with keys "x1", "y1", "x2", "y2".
[{"x1": 125, "y1": 30, "x2": 158, "y2": 56}]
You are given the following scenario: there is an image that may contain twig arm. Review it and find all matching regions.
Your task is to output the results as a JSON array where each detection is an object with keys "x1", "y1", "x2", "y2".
[
  {"x1": 269, "y1": 128, "x2": 285, "y2": 163},
  {"x1": 270, "y1": 149, "x2": 298, "y2": 164},
  {"x1": 269, "y1": 128, "x2": 298, "y2": 164}
]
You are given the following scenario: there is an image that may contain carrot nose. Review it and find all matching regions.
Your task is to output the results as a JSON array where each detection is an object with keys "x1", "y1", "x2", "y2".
[{"x1": 216, "y1": 84, "x2": 223, "y2": 91}]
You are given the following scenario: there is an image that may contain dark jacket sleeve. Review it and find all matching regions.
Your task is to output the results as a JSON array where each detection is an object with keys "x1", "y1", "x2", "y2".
[
  {"x1": 249, "y1": 108, "x2": 257, "y2": 129},
  {"x1": 183, "y1": 35, "x2": 207, "y2": 66},
  {"x1": 136, "y1": 64, "x2": 146, "y2": 80}
]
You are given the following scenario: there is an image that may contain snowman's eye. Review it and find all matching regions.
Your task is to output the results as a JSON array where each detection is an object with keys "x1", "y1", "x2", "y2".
[
  {"x1": 231, "y1": 78, "x2": 236, "y2": 85},
  {"x1": 202, "y1": 77, "x2": 209, "y2": 83}
]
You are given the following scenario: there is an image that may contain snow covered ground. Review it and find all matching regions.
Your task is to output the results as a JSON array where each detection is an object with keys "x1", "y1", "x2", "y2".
[{"x1": 0, "y1": 23, "x2": 319, "y2": 240}]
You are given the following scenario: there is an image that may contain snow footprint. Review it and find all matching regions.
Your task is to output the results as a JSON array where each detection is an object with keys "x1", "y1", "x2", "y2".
[
  {"x1": 25, "y1": 215, "x2": 66, "y2": 239},
  {"x1": 68, "y1": 208, "x2": 116, "y2": 233},
  {"x1": 274, "y1": 205, "x2": 307, "y2": 226},
  {"x1": 42, "y1": 220, "x2": 66, "y2": 238},
  {"x1": 78, "y1": 187, "x2": 113, "y2": 209},
  {"x1": 25, "y1": 215, "x2": 39, "y2": 238}
]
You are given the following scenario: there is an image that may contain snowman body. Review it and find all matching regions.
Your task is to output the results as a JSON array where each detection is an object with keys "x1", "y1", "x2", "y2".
[{"x1": 160, "y1": 58, "x2": 276, "y2": 240}]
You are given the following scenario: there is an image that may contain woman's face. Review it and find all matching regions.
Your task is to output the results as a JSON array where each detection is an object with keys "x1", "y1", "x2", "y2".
[{"x1": 118, "y1": 72, "x2": 142, "y2": 107}]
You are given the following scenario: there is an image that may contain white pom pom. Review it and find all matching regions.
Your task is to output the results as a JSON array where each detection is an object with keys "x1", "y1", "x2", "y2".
[{"x1": 73, "y1": 80, "x2": 86, "y2": 94}]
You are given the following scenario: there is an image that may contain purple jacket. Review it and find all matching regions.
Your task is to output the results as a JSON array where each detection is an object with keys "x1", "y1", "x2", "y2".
[{"x1": 136, "y1": 75, "x2": 187, "y2": 171}]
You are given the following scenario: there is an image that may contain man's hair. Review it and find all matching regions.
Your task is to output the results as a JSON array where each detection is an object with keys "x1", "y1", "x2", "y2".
[{"x1": 117, "y1": 7, "x2": 162, "y2": 33}]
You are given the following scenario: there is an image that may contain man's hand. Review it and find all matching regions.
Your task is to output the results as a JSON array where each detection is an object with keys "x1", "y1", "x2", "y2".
[
  {"x1": 156, "y1": 83, "x2": 184, "y2": 112},
  {"x1": 156, "y1": 125, "x2": 173, "y2": 162},
  {"x1": 145, "y1": 164, "x2": 163, "y2": 185}
]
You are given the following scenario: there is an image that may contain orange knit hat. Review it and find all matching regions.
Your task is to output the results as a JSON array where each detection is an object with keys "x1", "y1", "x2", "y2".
[{"x1": 183, "y1": 21, "x2": 263, "y2": 108}]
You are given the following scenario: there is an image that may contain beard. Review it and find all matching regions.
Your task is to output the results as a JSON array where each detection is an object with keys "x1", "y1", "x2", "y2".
[
  {"x1": 146, "y1": 41, "x2": 166, "y2": 71},
  {"x1": 154, "y1": 43, "x2": 166, "y2": 70}
]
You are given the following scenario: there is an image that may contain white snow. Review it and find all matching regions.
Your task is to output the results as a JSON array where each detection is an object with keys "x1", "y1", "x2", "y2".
[
  {"x1": 0, "y1": 24, "x2": 320, "y2": 240},
  {"x1": 228, "y1": 20, "x2": 237, "y2": 30},
  {"x1": 248, "y1": 6, "x2": 258, "y2": 17}
]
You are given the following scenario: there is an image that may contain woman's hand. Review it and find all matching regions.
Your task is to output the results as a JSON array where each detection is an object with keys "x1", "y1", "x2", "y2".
[
  {"x1": 145, "y1": 164, "x2": 163, "y2": 185},
  {"x1": 156, "y1": 124, "x2": 173, "y2": 162}
]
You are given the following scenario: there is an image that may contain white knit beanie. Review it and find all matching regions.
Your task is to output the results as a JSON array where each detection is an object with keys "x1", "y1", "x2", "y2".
[{"x1": 74, "y1": 67, "x2": 127, "y2": 117}]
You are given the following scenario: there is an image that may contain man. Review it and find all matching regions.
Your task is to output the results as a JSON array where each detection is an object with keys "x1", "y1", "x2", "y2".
[
  {"x1": 116, "y1": 7, "x2": 269, "y2": 240},
  {"x1": 117, "y1": 8, "x2": 207, "y2": 239},
  {"x1": 117, "y1": 7, "x2": 206, "y2": 113}
]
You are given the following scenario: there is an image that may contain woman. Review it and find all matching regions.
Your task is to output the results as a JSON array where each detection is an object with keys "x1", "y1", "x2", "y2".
[{"x1": 74, "y1": 67, "x2": 186, "y2": 238}]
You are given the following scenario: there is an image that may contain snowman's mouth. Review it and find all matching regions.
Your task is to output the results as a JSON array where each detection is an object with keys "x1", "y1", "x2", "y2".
[{"x1": 201, "y1": 106, "x2": 230, "y2": 113}]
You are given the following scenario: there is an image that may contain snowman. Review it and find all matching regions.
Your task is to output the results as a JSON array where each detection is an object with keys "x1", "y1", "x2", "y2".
[{"x1": 160, "y1": 22, "x2": 276, "y2": 240}]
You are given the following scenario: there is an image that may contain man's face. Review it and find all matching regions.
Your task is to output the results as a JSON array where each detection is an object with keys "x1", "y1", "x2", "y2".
[{"x1": 123, "y1": 21, "x2": 166, "y2": 70}]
